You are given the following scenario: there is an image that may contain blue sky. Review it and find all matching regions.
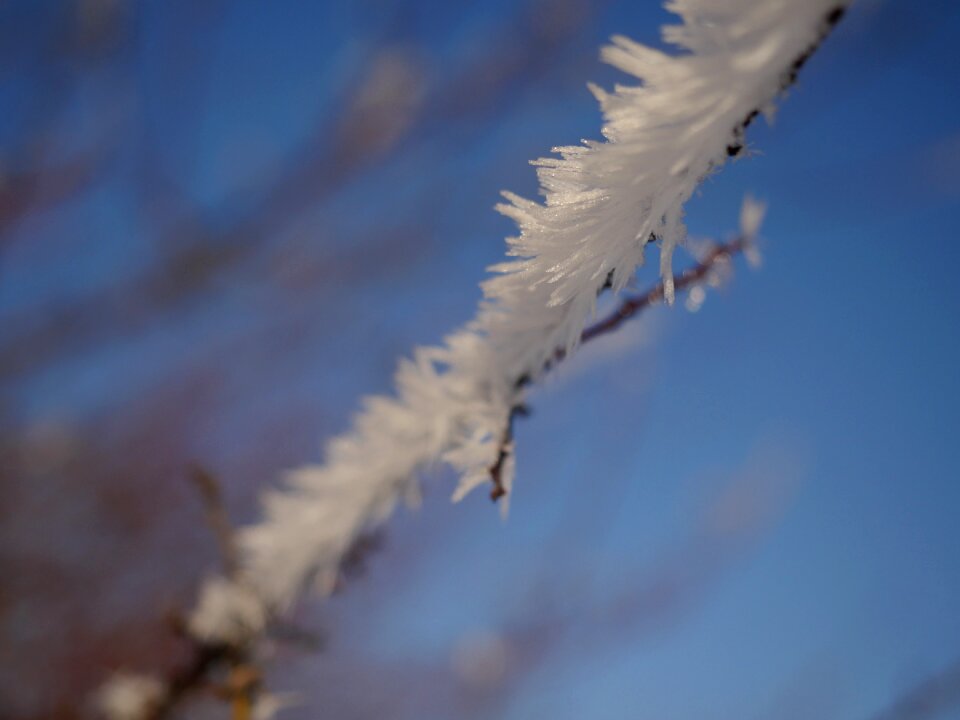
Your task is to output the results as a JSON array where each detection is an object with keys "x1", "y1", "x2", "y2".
[{"x1": 3, "y1": 1, "x2": 960, "y2": 718}]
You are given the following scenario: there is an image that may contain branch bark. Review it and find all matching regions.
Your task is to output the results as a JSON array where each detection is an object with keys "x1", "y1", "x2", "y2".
[{"x1": 489, "y1": 234, "x2": 752, "y2": 500}]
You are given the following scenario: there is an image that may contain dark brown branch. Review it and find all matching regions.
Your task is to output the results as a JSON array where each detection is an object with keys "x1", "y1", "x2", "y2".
[
  {"x1": 581, "y1": 235, "x2": 749, "y2": 346},
  {"x1": 488, "y1": 234, "x2": 751, "y2": 501},
  {"x1": 489, "y1": 404, "x2": 530, "y2": 501},
  {"x1": 149, "y1": 636, "x2": 242, "y2": 720}
]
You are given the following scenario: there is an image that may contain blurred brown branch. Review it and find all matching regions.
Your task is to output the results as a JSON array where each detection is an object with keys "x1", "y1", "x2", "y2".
[
  {"x1": 868, "y1": 658, "x2": 960, "y2": 720},
  {"x1": 189, "y1": 465, "x2": 239, "y2": 578}
]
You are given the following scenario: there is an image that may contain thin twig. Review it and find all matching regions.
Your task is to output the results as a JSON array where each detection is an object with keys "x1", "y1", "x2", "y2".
[
  {"x1": 189, "y1": 465, "x2": 238, "y2": 577},
  {"x1": 581, "y1": 235, "x2": 749, "y2": 345},
  {"x1": 489, "y1": 404, "x2": 529, "y2": 501},
  {"x1": 488, "y1": 235, "x2": 750, "y2": 500}
]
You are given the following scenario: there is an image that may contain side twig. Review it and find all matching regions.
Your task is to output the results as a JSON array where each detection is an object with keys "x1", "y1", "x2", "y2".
[
  {"x1": 189, "y1": 465, "x2": 238, "y2": 577},
  {"x1": 488, "y1": 234, "x2": 751, "y2": 500}
]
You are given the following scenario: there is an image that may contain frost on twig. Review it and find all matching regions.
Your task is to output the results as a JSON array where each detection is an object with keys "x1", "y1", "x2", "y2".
[
  {"x1": 238, "y1": 0, "x2": 848, "y2": 611},
  {"x1": 96, "y1": 674, "x2": 166, "y2": 720},
  {"x1": 96, "y1": 470, "x2": 302, "y2": 720},
  {"x1": 188, "y1": 576, "x2": 267, "y2": 646}
]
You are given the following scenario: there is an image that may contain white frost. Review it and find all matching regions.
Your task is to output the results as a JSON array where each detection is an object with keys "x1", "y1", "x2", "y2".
[
  {"x1": 187, "y1": 576, "x2": 267, "y2": 644},
  {"x1": 252, "y1": 692, "x2": 300, "y2": 720},
  {"x1": 95, "y1": 673, "x2": 165, "y2": 720}
]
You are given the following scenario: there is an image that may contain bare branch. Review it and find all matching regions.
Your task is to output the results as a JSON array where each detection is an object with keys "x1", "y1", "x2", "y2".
[
  {"x1": 489, "y1": 404, "x2": 529, "y2": 502},
  {"x1": 488, "y1": 234, "x2": 751, "y2": 500},
  {"x1": 581, "y1": 235, "x2": 750, "y2": 346}
]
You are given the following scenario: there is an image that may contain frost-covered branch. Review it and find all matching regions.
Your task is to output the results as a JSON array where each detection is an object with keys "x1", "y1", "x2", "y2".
[
  {"x1": 96, "y1": 1, "x2": 850, "y2": 715},
  {"x1": 95, "y1": 226, "x2": 758, "y2": 720},
  {"x1": 239, "y1": 0, "x2": 849, "y2": 611},
  {"x1": 96, "y1": 472, "x2": 280, "y2": 720}
]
